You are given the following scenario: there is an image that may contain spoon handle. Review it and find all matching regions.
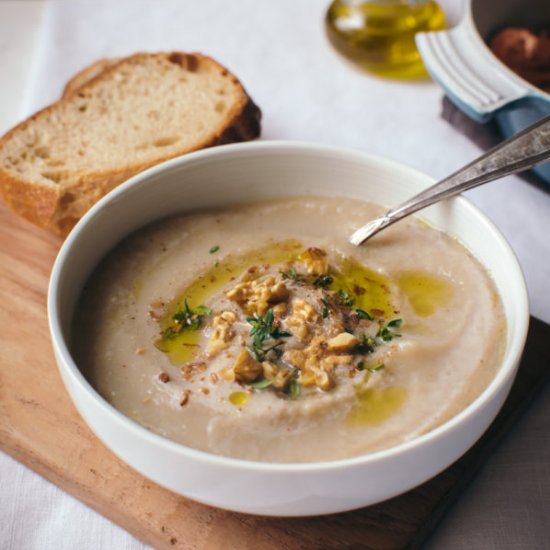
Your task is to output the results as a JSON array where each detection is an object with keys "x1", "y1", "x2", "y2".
[{"x1": 350, "y1": 114, "x2": 550, "y2": 246}]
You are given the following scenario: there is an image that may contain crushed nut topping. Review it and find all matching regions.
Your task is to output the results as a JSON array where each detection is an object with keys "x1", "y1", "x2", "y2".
[
  {"x1": 285, "y1": 298, "x2": 320, "y2": 341},
  {"x1": 181, "y1": 361, "x2": 207, "y2": 382},
  {"x1": 262, "y1": 361, "x2": 295, "y2": 390},
  {"x1": 298, "y1": 247, "x2": 329, "y2": 275},
  {"x1": 155, "y1": 245, "x2": 402, "y2": 399},
  {"x1": 179, "y1": 390, "x2": 190, "y2": 406},
  {"x1": 326, "y1": 332, "x2": 359, "y2": 353},
  {"x1": 207, "y1": 311, "x2": 237, "y2": 357},
  {"x1": 226, "y1": 275, "x2": 289, "y2": 315},
  {"x1": 233, "y1": 349, "x2": 263, "y2": 383},
  {"x1": 283, "y1": 335, "x2": 354, "y2": 391}
]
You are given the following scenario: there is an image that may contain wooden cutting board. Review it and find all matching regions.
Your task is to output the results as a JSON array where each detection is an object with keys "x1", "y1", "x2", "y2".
[{"x1": 1, "y1": 202, "x2": 549, "y2": 550}]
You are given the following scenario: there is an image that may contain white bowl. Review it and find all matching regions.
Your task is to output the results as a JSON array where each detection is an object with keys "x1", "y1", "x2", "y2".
[{"x1": 48, "y1": 141, "x2": 529, "y2": 516}]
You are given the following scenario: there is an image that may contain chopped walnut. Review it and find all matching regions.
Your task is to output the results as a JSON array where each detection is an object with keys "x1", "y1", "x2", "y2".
[
  {"x1": 321, "y1": 354, "x2": 353, "y2": 371},
  {"x1": 170, "y1": 243, "x2": 394, "y2": 399},
  {"x1": 284, "y1": 349, "x2": 306, "y2": 369},
  {"x1": 225, "y1": 283, "x2": 247, "y2": 303},
  {"x1": 282, "y1": 335, "x2": 354, "y2": 391},
  {"x1": 233, "y1": 349, "x2": 263, "y2": 383},
  {"x1": 285, "y1": 298, "x2": 320, "y2": 340},
  {"x1": 272, "y1": 302, "x2": 287, "y2": 317},
  {"x1": 300, "y1": 366, "x2": 333, "y2": 391},
  {"x1": 207, "y1": 311, "x2": 237, "y2": 357},
  {"x1": 326, "y1": 332, "x2": 359, "y2": 352},
  {"x1": 181, "y1": 361, "x2": 207, "y2": 382},
  {"x1": 283, "y1": 336, "x2": 323, "y2": 370},
  {"x1": 180, "y1": 390, "x2": 190, "y2": 406},
  {"x1": 298, "y1": 247, "x2": 329, "y2": 275},
  {"x1": 226, "y1": 276, "x2": 289, "y2": 316}
]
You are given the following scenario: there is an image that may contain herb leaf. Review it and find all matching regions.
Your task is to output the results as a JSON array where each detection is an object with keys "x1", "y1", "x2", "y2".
[
  {"x1": 356, "y1": 361, "x2": 385, "y2": 373},
  {"x1": 246, "y1": 308, "x2": 291, "y2": 361},
  {"x1": 356, "y1": 318, "x2": 402, "y2": 355},
  {"x1": 320, "y1": 297, "x2": 330, "y2": 319},
  {"x1": 246, "y1": 345, "x2": 264, "y2": 362},
  {"x1": 367, "y1": 364, "x2": 385, "y2": 373},
  {"x1": 248, "y1": 379, "x2": 273, "y2": 390},
  {"x1": 357, "y1": 334, "x2": 376, "y2": 354},
  {"x1": 376, "y1": 319, "x2": 402, "y2": 342},
  {"x1": 284, "y1": 377, "x2": 301, "y2": 399},
  {"x1": 355, "y1": 308, "x2": 373, "y2": 320},
  {"x1": 163, "y1": 299, "x2": 211, "y2": 337},
  {"x1": 209, "y1": 245, "x2": 220, "y2": 254},
  {"x1": 313, "y1": 274, "x2": 333, "y2": 288},
  {"x1": 280, "y1": 267, "x2": 299, "y2": 280},
  {"x1": 193, "y1": 304, "x2": 212, "y2": 316},
  {"x1": 337, "y1": 288, "x2": 355, "y2": 307}
]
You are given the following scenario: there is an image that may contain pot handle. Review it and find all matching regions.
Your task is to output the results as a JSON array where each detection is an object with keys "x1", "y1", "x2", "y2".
[{"x1": 416, "y1": 22, "x2": 530, "y2": 123}]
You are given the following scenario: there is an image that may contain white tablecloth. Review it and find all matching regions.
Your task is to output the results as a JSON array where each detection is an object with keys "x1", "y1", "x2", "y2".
[{"x1": 1, "y1": 1, "x2": 549, "y2": 548}]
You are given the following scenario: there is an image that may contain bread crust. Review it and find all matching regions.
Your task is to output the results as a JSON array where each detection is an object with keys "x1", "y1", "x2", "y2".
[
  {"x1": 0, "y1": 51, "x2": 262, "y2": 236},
  {"x1": 62, "y1": 57, "x2": 122, "y2": 98}
]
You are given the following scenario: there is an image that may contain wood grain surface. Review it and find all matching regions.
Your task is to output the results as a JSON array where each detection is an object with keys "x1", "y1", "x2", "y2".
[{"x1": 1, "y1": 202, "x2": 549, "y2": 550}]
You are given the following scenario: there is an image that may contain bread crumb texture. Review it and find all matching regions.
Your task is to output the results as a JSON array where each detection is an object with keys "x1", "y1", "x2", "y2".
[{"x1": 0, "y1": 52, "x2": 261, "y2": 235}]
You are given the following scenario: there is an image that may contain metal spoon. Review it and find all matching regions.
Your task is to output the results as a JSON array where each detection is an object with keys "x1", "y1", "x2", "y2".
[{"x1": 350, "y1": 114, "x2": 550, "y2": 246}]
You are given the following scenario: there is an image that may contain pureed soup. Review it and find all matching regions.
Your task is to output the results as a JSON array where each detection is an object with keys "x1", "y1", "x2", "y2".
[{"x1": 73, "y1": 197, "x2": 506, "y2": 463}]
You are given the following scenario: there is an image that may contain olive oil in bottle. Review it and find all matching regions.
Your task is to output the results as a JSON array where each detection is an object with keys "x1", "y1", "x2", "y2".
[{"x1": 325, "y1": 0, "x2": 445, "y2": 78}]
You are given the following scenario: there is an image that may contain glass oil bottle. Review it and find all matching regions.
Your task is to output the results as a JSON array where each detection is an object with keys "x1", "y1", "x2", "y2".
[{"x1": 325, "y1": 0, "x2": 446, "y2": 79}]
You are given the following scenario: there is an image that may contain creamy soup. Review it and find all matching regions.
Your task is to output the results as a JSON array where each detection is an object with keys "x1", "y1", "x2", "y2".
[{"x1": 73, "y1": 197, "x2": 506, "y2": 463}]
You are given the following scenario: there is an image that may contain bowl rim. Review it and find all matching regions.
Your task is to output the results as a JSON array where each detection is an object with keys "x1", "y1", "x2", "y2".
[{"x1": 48, "y1": 140, "x2": 530, "y2": 472}]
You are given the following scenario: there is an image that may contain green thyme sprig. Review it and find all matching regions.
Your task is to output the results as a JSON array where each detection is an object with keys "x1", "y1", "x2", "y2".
[
  {"x1": 280, "y1": 267, "x2": 300, "y2": 281},
  {"x1": 246, "y1": 308, "x2": 291, "y2": 361},
  {"x1": 357, "y1": 334, "x2": 376, "y2": 354},
  {"x1": 356, "y1": 318, "x2": 402, "y2": 357},
  {"x1": 163, "y1": 299, "x2": 211, "y2": 338},
  {"x1": 320, "y1": 297, "x2": 330, "y2": 319},
  {"x1": 283, "y1": 368, "x2": 301, "y2": 399},
  {"x1": 313, "y1": 274, "x2": 333, "y2": 288},
  {"x1": 355, "y1": 308, "x2": 373, "y2": 320},
  {"x1": 248, "y1": 378, "x2": 273, "y2": 390},
  {"x1": 357, "y1": 361, "x2": 385, "y2": 373},
  {"x1": 376, "y1": 318, "x2": 402, "y2": 342}
]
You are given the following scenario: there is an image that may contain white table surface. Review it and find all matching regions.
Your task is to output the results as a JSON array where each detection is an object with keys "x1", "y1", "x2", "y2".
[{"x1": 1, "y1": 1, "x2": 548, "y2": 548}]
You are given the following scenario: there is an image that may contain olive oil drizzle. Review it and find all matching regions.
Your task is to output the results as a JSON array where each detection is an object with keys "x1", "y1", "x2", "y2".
[
  {"x1": 153, "y1": 241, "x2": 452, "y2": 425},
  {"x1": 330, "y1": 254, "x2": 395, "y2": 317},
  {"x1": 395, "y1": 270, "x2": 453, "y2": 317},
  {"x1": 155, "y1": 240, "x2": 303, "y2": 364},
  {"x1": 348, "y1": 385, "x2": 408, "y2": 427}
]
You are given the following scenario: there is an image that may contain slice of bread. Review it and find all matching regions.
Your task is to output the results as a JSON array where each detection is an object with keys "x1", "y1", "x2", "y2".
[{"x1": 0, "y1": 52, "x2": 261, "y2": 235}]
